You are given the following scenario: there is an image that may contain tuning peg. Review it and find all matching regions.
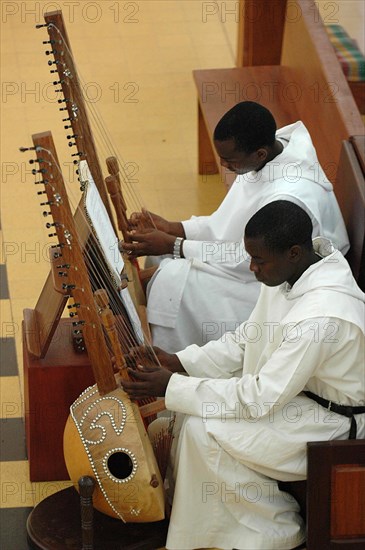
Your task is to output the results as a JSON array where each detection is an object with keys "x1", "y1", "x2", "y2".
[
  {"x1": 29, "y1": 158, "x2": 43, "y2": 164},
  {"x1": 43, "y1": 40, "x2": 55, "y2": 45},
  {"x1": 67, "y1": 303, "x2": 80, "y2": 309},
  {"x1": 58, "y1": 98, "x2": 69, "y2": 104},
  {"x1": 42, "y1": 211, "x2": 52, "y2": 217},
  {"x1": 48, "y1": 60, "x2": 60, "y2": 66},
  {"x1": 50, "y1": 70, "x2": 58, "y2": 73},
  {"x1": 45, "y1": 50, "x2": 58, "y2": 55},
  {"x1": 19, "y1": 146, "x2": 36, "y2": 152},
  {"x1": 48, "y1": 233, "x2": 58, "y2": 237},
  {"x1": 32, "y1": 168, "x2": 47, "y2": 174},
  {"x1": 58, "y1": 271, "x2": 68, "y2": 277},
  {"x1": 59, "y1": 107, "x2": 68, "y2": 111},
  {"x1": 72, "y1": 321, "x2": 85, "y2": 326},
  {"x1": 63, "y1": 283, "x2": 76, "y2": 291},
  {"x1": 35, "y1": 179, "x2": 49, "y2": 185},
  {"x1": 66, "y1": 135, "x2": 78, "y2": 139},
  {"x1": 35, "y1": 23, "x2": 50, "y2": 28},
  {"x1": 71, "y1": 152, "x2": 84, "y2": 157},
  {"x1": 46, "y1": 222, "x2": 59, "y2": 228},
  {"x1": 37, "y1": 190, "x2": 46, "y2": 195}
]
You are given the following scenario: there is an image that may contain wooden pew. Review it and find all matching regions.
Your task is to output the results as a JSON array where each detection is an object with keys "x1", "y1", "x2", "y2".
[{"x1": 194, "y1": 0, "x2": 364, "y2": 188}]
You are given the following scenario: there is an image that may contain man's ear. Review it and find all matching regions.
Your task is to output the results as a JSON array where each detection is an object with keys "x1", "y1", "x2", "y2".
[
  {"x1": 256, "y1": 148, "x2": 268, "y2": 162},
  {"x1": 288, "y1": 245, "x2": 303, "y2": 262}
]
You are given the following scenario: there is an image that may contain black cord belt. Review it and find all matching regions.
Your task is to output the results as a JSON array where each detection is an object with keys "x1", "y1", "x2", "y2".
[{"x1": 304, "y1": 390, "x2": 365, "y2": 439}]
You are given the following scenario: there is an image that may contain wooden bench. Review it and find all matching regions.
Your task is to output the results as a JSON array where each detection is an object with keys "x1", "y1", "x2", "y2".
[{"x1": 194, "y1": 0, "x2": 364, "y2": 188}]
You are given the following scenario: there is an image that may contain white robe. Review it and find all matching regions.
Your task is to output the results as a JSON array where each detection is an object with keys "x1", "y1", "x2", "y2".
[
  {"x1": 164, "y1": 240, "x2": 365, "y2": 550},
  {"x1": 147, "y1": 122, "x2": 349, "y2": 352}
]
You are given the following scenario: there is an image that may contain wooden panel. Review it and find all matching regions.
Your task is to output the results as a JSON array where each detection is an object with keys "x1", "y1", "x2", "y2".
[
  {"x1": 333, "y1": 141, "x2": 365, "y2": 289},
  {"x1": 23, "y1": 318, "x2": 95, "y2": 481},
  {"x1": 350, "y1": 136, "x2": 365, "y2": 175},
  {"x1": 198, "y1": 102, "x2": 219, "y2": 176},
  {"x1": 331, "y1": 466, "x2": 365, "y2": 538},
  {"x1": 281, "y1": 0, "x2": 364, "y2": 180},
  {"x1": 348, "y1": 82, "x2": 365, "y2": 115},
  {"x1": 306, "y1": 440, "x2": 365, "y2": 550},
  {"x1": 237, "y1": 0, "x2": 287, "y2": 66}
]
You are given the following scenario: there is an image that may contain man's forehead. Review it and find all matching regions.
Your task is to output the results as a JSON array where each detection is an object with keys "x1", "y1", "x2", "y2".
[
  {"x1": 244, "y1": 235, "x2": 274, "y2": 256},
  {"x1": 214, "y1": 138, "x2": 239, "y2": 155}
]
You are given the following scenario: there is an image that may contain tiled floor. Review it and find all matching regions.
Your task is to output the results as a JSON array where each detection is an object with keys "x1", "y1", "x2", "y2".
[{"x1": 0, "y1": 1, "x2": 363, "y2": 549}]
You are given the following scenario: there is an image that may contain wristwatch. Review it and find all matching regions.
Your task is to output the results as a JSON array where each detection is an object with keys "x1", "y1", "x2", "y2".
[{"x1": 173, "y1": 237, "x2": 184, "y2": 259}]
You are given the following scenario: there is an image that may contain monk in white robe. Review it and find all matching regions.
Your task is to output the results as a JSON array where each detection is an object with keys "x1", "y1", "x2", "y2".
[
  {"x1": 122, "y1": 102, "x2": 349, "y2": 352},
  {"x1": 121, "y1": 201, "x2": 364, "y2": 550}
]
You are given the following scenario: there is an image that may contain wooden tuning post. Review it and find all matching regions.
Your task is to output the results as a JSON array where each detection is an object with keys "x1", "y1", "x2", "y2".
[
  {"x1": 94, "y1": 289, "x2": 128, "y2": 378},
  {"x1": 105, "y1": 174, "x2": 129, "y2": 240},
  {"x1": 106, "y1": 156, "x2": 119, "y2": 178},
  {"x1": 106, "y1": 156, "x2": 127, "y2": 211}
]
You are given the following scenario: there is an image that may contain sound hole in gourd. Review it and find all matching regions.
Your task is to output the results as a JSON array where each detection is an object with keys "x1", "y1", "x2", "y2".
[{"x1": 107, "y1": 451, "x2": 134, "y2": 480}]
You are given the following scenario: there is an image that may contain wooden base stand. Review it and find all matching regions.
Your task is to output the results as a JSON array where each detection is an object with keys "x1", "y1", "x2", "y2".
[
  {"x1": 27, "y1": 484, "x2": 169, "y2": 550},
  {"x1": 23, "y1": 318, "x2": 95, "y2": 481}
]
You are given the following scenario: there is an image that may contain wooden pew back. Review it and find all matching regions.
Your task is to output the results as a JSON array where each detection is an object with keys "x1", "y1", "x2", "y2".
[
  {"x1": 280, "y1": 0, "x2": 364, "y2": 181},
  {"x1": 334, "y1": 137, "x2": 365, "y2": 289}
]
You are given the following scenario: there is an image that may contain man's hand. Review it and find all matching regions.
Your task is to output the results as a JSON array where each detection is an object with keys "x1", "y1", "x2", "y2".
[
  {"x1": 127, "y1": 345, "x2": 186, "y2": 373},
  {"x1": 129, "y1": 208, "x2": 170, "y2": 233},
  {"x1": 128, "y1": 208, "x2": 185, "y2": 238},
  {"x1": 121, "y1": 364, "x2": 174, "y2": 399},
  {"x1": 119, "y1": 228, "x2": 176, "y2": 258}
]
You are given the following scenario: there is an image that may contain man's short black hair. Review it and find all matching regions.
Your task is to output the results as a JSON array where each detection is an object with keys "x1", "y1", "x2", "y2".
[
  {"x1": 245, "y1": 200, "x2": 314, "y2": 252},
  {"x1": 213, "y1": 101, "x2": 277, "y2": 154}
]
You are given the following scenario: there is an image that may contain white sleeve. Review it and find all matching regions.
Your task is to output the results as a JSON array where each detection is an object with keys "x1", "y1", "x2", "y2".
[
  {"x1": 181, "y1": 239, "x2": 246, "y2": 270},
  {"x1": 166, "y1": 317, "x2": 337, "y2": 419},
  {"x1": 181, "y1": 216, "x2": 212, "y2": 240},
  {"x1": 176, "y1": 324, "x2": 246, "y2": 379},
  {"x1": 180, "y1": 176, "x2": 247, "y2": 268}
]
